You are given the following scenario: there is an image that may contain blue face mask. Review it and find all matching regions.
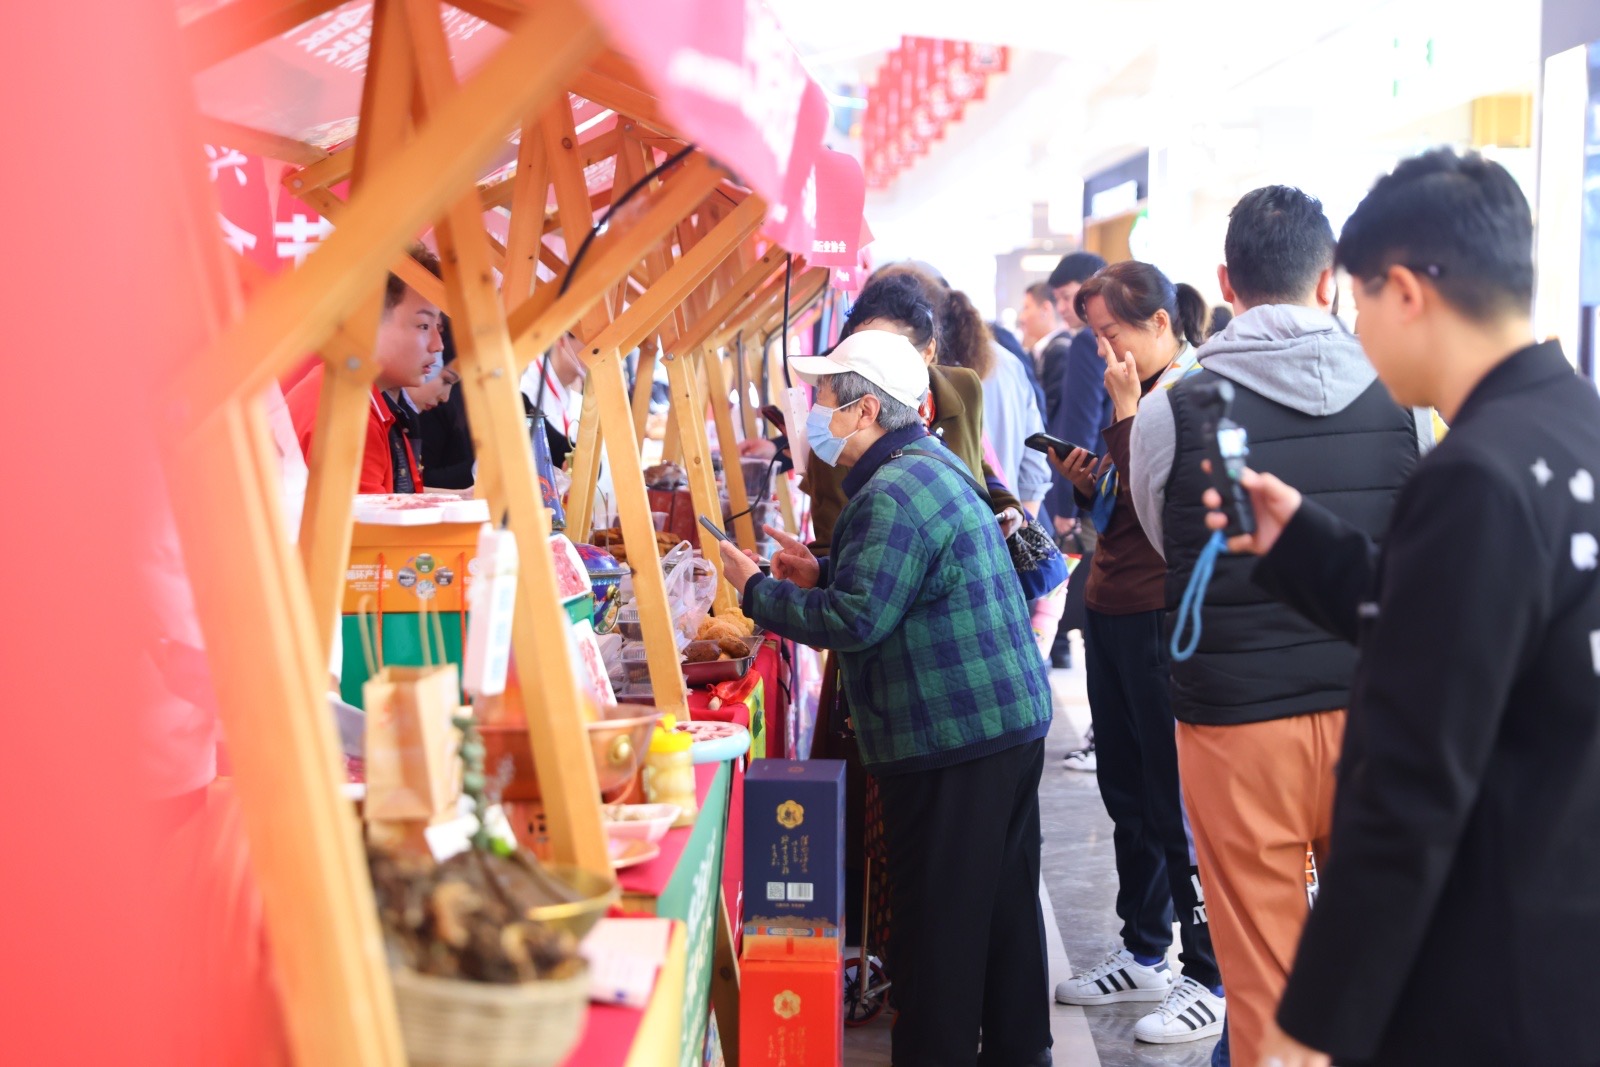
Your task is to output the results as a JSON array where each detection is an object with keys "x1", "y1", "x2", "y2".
[{"x1": 805, "y1": 397, "x2": 864, "y2": 467}]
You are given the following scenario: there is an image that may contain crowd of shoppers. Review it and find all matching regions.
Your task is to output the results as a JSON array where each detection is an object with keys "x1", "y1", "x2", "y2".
[
  {"x1": 273, "y1": 141, "x2": 1592, "y2": 1067},
  {"x1": 1127, "y1": 185, "x2": 1428, "y2": 1066},
  {"x1": 1007, "y1": 146, "x2": 1587, "y2": 1067},
  {"x1": 723, "y1": 143, "x2": 1593, "y2": 1067}
]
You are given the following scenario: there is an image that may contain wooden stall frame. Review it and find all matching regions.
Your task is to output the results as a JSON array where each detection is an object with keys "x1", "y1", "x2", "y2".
[
  {"x1": 406, "y1": 0, "x2": 611, "y2": 876},
  {"x1": 172, "y1": 4, "x2": 608, "y2": 1065},
  {"x1": 171, "y1": 2, "x2": 867, "y2": 1061}
]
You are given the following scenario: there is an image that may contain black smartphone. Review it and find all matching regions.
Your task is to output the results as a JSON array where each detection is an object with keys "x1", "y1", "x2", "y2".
[
  {"x1": 760, "y1": 404, "x2": 787, "y2": 432},
  {"x1": 698, "y1": 515, "x2": 735, "y2": 544},
  {"x1": 1195, "y1": 381, "x2": 1257, "y2": 537},
  {"x1": 1025, "y1": 431, "x2": 1097, "y2": 462}
]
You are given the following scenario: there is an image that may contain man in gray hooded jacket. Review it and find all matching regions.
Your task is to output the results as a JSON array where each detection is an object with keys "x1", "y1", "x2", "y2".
[{"x1": 1126, "y1": 186, "x2": 1431, "y2": 1066}]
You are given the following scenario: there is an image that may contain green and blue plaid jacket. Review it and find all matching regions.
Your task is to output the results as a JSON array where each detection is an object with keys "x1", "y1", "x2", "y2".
[{"x1": 743, "y1": 426, "x2": 1052, "y2": 774}]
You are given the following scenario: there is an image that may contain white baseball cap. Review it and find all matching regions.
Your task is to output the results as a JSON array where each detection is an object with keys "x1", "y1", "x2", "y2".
[{"x1": 788, "y1": 330, "x2": 931, "y2": 410}]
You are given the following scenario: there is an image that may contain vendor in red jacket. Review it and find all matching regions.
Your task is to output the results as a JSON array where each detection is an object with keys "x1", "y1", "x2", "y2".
[{"x1": 285, "y1": 245, "x2": 445, "y2": 493}]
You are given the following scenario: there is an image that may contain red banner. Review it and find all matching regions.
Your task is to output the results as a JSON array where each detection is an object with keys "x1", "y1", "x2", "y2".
[
  {"x1": 203, "y1": 144, "x2": 277, "y2": 273},
  {"x1": 862, "y1": 37, "x2": 1008, "y2": 188}
]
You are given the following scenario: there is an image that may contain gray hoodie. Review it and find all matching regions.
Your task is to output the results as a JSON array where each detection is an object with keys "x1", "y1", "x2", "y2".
[{"x1": 1129, "y1": 304, "x2": 1435, "y2": 558}]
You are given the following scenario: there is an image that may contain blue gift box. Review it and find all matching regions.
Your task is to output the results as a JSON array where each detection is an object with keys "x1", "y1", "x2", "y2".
[{"x1": 743, "y1": 759, "x2": 846, "y2": 927}]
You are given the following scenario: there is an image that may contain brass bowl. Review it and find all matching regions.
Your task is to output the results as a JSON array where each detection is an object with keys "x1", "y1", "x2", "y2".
[
  {"x1": 479, "y1": 705, "x2": 664, "y2": 803},
  {"x1": 526, "y1": 862, "x2": 621, "y2": 942}
]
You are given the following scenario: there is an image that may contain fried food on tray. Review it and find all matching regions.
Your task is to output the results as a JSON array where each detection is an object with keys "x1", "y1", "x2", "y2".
[
  {"x1": 697, "y1": 617, "x2": 743, "y2": 643},
  {"x1": 696, "y1": 610, "x2": 757, "y2": 642},
  {"x1": 683, "y1": 642, "x2": 721, "y2": 664},
  {"x1": 716, "y1": 636, "x2": 751, "y2": 659}
]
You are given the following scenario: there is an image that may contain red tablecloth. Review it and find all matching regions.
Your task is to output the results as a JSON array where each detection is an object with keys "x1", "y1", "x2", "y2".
[
  {"x1": 561, "y1": 999, "x2": 646, "y2": 1065},
  {"x1": 558, "y1": 644, "x2": 788, "y2": 1065},
  {"x1": 656, "y1": 640, "x2": 784, "y2": 956},
  {"x1": 754, "y1": 641, "x2": 786, "y2": 758},
  {"x1": 564, "y1": 765, "x2": 726, "y2": 1066},
  {"x1": 687, "y1": 639, "x2": 785, "y2": 759},
  {"x1": 617, "y1": 763, "x2": 721, "y2": 899}
]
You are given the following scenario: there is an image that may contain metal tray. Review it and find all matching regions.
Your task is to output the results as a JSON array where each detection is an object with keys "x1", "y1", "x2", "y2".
[
  {"x1": 619, "y1": 633, "x2": 764, "y2": 689},
  {"x1": 680, "y1": 638, "x2": 759, "y2": 687}
]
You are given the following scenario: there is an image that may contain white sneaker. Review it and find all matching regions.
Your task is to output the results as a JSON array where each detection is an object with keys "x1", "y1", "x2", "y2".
[
  {"x1": 1062, "y1": 748, "x2": 1097, "y2": 772},
  {"x1": 1133, "y1": 976, "x2": 1225, "y2": 1044},
  {"x1": 1054, "y1": 948, "x2": 1172, "y2": 1005}
]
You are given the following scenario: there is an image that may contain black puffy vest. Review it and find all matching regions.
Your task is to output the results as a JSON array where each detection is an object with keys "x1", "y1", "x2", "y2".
[{"x1": 1163, "y1": 369, "x2": 1419, "y2": 725}]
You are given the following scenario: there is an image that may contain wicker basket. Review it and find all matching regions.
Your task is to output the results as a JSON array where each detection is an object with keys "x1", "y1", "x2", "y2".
[{"x1": 392, "y1": 963, "x2": 590, "y2": 1067}]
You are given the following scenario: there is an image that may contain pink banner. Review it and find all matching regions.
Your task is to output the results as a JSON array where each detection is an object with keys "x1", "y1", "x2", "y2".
[
  {"x1": 579, "y1": 0, "x2": 823, "y2": 217},
  {"x1": 761, "y1": 80, "x2": 829, "y2": 254},
  {"x1": 808, "y1": 150, "x2": 865, "y2": 268}
]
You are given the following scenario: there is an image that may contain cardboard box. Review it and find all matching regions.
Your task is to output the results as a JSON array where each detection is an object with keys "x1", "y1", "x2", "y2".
[
  {"x1": 741, "y1": 919, "x2": 841, "y2": 963},
  {"x1": 343, "y1": 522, "x2": 480, "y2": 614},
  {"x1": 740, "y1": 955, "x2": 842, "y2": 1067},
  {"x1": 744, "y1": 760, "x2": 845, "y2": 926}
]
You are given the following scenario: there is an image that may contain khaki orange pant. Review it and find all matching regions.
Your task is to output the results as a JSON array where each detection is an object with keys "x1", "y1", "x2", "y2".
[{"x1": 1176, "y1": 711, "x2": 1345, "y2": 1067}]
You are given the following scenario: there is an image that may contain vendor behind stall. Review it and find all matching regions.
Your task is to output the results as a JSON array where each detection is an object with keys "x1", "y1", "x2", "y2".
[
  {"x1": 285, "y1": 244, "x2": 445, "y2": 493},
  {"x1": 412, "y1": 318, "x2": 476, "y2": 491},
  {"x1": 520, "y1": 330, "x2": 586, "y2": 468},
  {"x1": 717, "y1": 329, "x2": 1054, "y2": 1067}
]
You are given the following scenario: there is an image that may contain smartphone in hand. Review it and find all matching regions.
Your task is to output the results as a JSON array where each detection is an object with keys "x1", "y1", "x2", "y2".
[
  {"x1": 698, "y1": 515, "x2": 735, "y2": 544},
  {"x1": 1025, "y1": 431, "x2": 1098, "y2": 462}
]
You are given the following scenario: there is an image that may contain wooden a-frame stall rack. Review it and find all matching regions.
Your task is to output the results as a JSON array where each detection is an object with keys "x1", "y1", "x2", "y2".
[{"x1": 167, "y1": 0, "x2": 850, "y2": 1063}]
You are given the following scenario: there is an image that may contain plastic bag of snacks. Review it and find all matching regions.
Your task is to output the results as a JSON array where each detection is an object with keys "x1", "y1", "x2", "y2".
[{"x1": 660, "y1": 542, "x2": 716, "y2": 649}]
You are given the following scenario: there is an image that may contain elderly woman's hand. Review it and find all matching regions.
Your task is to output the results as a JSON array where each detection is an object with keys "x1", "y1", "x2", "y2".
[
  {"x1": 997, "y1": 506, "x2": 1025, "y2": 539},
  {"x1": 716, "y1": 539, "x2": 761, "y2": 591},
  {"x1": 764, "y1": 525, "x2": 820, "y2": 590},
  {"x1": 739, "y1": 438, "x2": 778, "y2": 461}
]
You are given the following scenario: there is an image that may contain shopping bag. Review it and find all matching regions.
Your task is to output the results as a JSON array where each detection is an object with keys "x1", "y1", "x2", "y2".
[{"x1": 360, "y1": 599, "x2": 463, "y2": 823}]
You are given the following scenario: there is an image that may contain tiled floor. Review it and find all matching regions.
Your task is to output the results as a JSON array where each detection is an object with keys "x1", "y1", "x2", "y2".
[{"x1": 842, "y1": 638, "x2": 1221, "y2": 1066}]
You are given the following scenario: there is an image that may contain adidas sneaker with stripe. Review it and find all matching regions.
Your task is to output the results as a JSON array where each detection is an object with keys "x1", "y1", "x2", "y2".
[
  {"x1": 1053, "y1": 948, "x2": 1172, "y2": 1005},
  {"x1": 1133, "y1": 976, "x2": 1226, "y2": 1044}
]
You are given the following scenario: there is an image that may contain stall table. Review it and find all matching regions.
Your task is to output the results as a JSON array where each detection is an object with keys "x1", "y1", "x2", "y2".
[
  {"x1": 683, "y1": 641, "x2": 786, "y2": 955},
  {"x1": 615, "y1": 760, "x2": 731, "y2": 1067},
  {"x1": 561, "y1": 922, "x2": 688, "y2": 1067}
]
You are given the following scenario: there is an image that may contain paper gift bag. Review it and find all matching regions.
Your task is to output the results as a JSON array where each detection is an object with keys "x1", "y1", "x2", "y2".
[{"x1": 360, "y1": 600, "x2": 463, "y2": 823}]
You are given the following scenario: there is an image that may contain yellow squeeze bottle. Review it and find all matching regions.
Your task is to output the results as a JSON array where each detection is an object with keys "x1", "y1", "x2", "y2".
[{"x1": 643, "y1": 715, "x2": 697, "y2": 828}]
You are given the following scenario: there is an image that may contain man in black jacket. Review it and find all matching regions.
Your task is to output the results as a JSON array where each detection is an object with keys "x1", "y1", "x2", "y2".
[
  {"x1": 1128, "y1": 186, "x2": 1428, "y2": 1065},
  {"x1": 1207, "y1": 150, "x2": 1600, "y2": 1066},
  {"x1": 1047, "y1": 252, "x2": 1112, "y2": 535},
  {"x1": 1047, "y1": 253, "x2": 1112, "y2": 677}
]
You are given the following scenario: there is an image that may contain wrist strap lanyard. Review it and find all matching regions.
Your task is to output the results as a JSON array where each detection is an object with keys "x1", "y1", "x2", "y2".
[{"x1": 1170, "y1": 529, "x2": 1227, "y2": 661}]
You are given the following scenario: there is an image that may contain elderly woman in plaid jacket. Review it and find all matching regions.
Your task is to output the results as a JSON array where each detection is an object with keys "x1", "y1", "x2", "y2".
[{"x1": 720, "y1": 329, "x2": 1054, "y2": 1067}]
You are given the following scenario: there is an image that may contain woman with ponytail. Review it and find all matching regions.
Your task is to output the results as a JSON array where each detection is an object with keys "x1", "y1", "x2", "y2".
[{"x1": 1048, "y1": 260, "x2": 1228, "y2": 1047}]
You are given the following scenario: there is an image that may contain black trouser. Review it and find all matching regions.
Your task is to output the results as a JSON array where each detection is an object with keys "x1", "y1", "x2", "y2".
[
  {"x1": 878, "y1": 739, "x2": 1052, "y2": 1067},
  {"x1": 1084, "y1": 609, "x2": 1220, "y2": 989}
]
